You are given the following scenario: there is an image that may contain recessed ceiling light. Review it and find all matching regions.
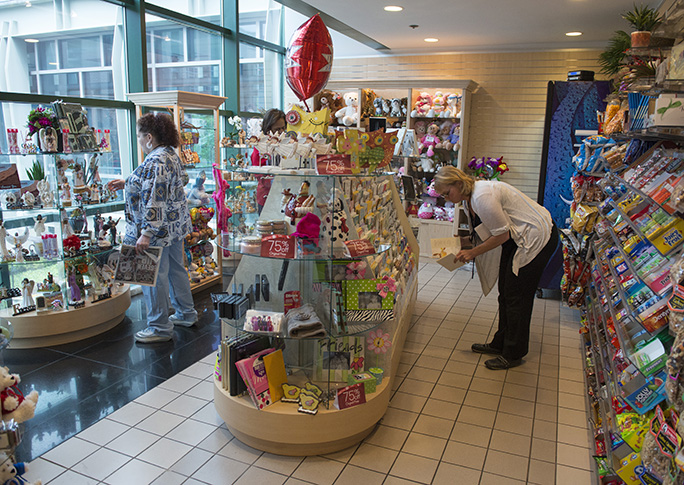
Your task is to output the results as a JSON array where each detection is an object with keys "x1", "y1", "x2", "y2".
[
  {"x1": 384, "y1": 5, "x2": 403, "y2": 12},
  {"x1": 566, "y1": 31, "x2": 582, "y2": 37},
  {"x1": 49, "y1": 62, "x2": 58, "y2": 65},
  {"x1": 24, "y1": 38, "x2": 39, "y2": 43},
  {"x1": 424, "y1": 38, "x2": 439, "y2": 43}
]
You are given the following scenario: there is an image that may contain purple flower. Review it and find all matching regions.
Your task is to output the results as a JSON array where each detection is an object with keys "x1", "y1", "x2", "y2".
[{"x1": 39, "y1": 118, "x2": 51, "y2": 126}]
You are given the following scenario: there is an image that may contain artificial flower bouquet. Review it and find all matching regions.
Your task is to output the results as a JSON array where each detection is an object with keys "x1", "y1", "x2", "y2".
[{"x1": 468, "y1": 156, "x2": 509, "y2": 180}]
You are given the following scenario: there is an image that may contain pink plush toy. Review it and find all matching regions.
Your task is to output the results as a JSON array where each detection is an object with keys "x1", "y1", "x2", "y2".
[
  {"x1": 410, "y1": 92, "x2": 432, "y2": 118},
  {"x1": 427, "y1": 181, "x2": 440, "y2": 198},
  {"x1": 417, "y1": 202, "x2": 433, "y2": 219},
  {"x1": 419, "y1": 123, "x2": 440, "y2": 157},
  {"x1": 427, "y1": 91, "x2": 445, "y2": 117}
]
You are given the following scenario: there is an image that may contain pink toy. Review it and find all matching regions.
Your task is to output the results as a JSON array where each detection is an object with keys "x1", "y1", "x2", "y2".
[
  {"x1": 410, "y1": 92, "x2": 432, "y2": 118},
  {"x1": 427, "y1": 91, "x2": 445, "y2": 117},
  {"x1": 419, "y1": 123, "x2": 440, "y2": 157},
  {"x1": 427, "y1": 181, "x2": 440, "y2": 198},
  {"x1": 417, "y1": 202, "x2": 433, "y2": 219}
]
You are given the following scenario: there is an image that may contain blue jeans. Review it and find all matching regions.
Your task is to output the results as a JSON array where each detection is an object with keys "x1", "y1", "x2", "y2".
[{"x1": 141, "y1": 239, "x2": 197, "y2": 335}]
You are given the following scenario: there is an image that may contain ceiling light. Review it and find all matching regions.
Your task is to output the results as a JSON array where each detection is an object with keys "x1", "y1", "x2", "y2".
[
  {"x1": 424, "y1": 38, "x2": 439, "y2": 43},
  {"x1": 24, "y1": 38, "x2": 39, "y2": 43},
  {"x1": 384, "y1": 6, "x2": 403, "y2": 12},
  {"x1": 49, "y1": 62, "x2": 58, "y2": 65},
  {"x1": 25, "y1": 1, "x2": 31, "y2": 6},
  {"x1": 566, "y1": 31, "x2": 582, "y2": 37},
  {"x1": 164, "y1": 36, "x2": 171, "y2": 42}
]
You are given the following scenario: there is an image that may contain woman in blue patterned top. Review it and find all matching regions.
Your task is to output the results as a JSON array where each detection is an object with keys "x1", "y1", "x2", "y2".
[{"x1": 108, "y1": 113, "x2": 198, "y2": 343}]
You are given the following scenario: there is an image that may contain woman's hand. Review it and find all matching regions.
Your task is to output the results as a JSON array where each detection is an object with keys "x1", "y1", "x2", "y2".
[
  {"x1": 455, "y1": 248, "x2": 477, "y2": 263},
  {"x1": 107, "y1": 179, "x2": 126, "y2": 192},
  {"x1": 135, "y1": 234, "x2": 151, "y2": 254}
]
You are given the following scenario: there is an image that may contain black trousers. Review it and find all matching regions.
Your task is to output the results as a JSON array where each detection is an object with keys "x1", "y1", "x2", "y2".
[{"x1": 490, "y1": 224, "x2": 559, "y2": 361}]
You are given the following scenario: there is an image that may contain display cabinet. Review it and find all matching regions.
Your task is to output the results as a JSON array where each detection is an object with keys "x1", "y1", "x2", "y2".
[
  {"x1": 213, "y1": 169, "x2": 419, "y2": 455},
  {"x1": 0, "y1": 148, "x2": 131, "y2": 348},
  {"x1": 127, "y1": 91, "x2": 227, "y2": 293}
]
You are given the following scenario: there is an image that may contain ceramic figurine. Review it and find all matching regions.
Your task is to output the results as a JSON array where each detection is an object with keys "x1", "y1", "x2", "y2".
[
  {"x1": 0, "y1": 222, "x2": 9, "y2": 261},
  {"x1": 7, "y1": 228, "x2": 29, "y2": 263},
  {"x1": 37, "y1": 178, "x2": 53, "y2": 207},
  {"x1": 21, "y1": 191, "x2": 35, "y2": 209},
  {"x1": 39, "y1": 126, "x2": 58, "y2": 153},
  {"x1": 33, "y1": 215, "x2": 46, "y2": 238},
  {"x1": 21, "y1": 278, "x2": 35, "y2": 308}
]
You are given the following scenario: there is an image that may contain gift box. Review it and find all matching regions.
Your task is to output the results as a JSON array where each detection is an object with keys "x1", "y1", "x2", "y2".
[{"x1": 347, "y1": 372, "x2": 376, "y2": 394}]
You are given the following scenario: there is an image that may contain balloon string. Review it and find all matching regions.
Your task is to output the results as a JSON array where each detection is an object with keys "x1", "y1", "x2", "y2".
[{"x1": 303, "y1": 99, "x2": 310, "y2": 112}]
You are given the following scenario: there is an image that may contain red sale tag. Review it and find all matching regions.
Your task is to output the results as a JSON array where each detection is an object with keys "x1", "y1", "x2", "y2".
[
  {"x1": 316, "y1": 154, "x2": 353, "y2": 175},
  {"x1": 284, "y1": 291, "x2": 301, "y2": 314},
  {"x1": 261, "y1": 235, "x2": 295, "y2": 259},
  {"x1": 335, "y1": 383, "x2": 366, "y2": 409},
  {"x1": 344, "y1": 238, "x2": 376, "y2": 257}
]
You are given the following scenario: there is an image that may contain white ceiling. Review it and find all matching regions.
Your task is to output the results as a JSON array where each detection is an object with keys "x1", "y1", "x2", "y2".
[{"x1": 300, "y1": 0, "x2": 663, "y2": 55}]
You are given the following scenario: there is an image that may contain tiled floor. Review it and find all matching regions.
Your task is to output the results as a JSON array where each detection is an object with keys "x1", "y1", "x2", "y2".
[{"x1": 19, "y1": 262, "x2": 594, "y2": 484}]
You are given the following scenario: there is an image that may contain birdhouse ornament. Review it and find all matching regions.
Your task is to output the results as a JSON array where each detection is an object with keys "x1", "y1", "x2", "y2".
[{"x1": 319, "y1": 188, "x2": 349, "y2": 252}]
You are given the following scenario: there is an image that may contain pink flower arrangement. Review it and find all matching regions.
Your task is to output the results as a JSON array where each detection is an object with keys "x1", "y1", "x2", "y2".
[
  {"x1": 27, "y1": 106, "x2": 58, "y2": 136},
  {"x1": 367, "y1": 330, "x2": 392, "y2": 354}
]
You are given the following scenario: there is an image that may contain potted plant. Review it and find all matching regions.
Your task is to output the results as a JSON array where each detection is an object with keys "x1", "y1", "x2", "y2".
[{"x1": 622, "y1": 4, "x2": 663, "y2": 48}]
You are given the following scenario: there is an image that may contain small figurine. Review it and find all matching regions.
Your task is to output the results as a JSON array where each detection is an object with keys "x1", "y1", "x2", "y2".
[
  {"x1": 0, "y1": 222, "x2": 8, "y2": 261},
  {"x1": 7, "y1": 228, "x2": 29, "y2": 262},
  {"x1": 104, "y1": 217, "x2": 120, "y2": 245},
  {"x1": 60, "y1": 209, "x2": 74, "y2": 238},
  {"x1": 21, "y1": 191, "x2": 35, "y2": 209},
  {"x1": 60, "y1": 181, "x2": 71, "y2": 206},
  {"x1": 68, "y1": 268, "x2": 82, "y2": 303},
  {"x1": 37, "y1": 178, "x2": 53, "y2": 207},
  {"x1": 87, "y1": 154, "x2": 101, "y2": 184},
  {"x1": 33, "y1": 215, "x2": 46, "y2": 238},
  {"x1": 39, "y1": 126, "x2": 58, "y2": 152},
  {"x1": 21, "y1": 278, "x2": 35, "y2": 308},
  {"x1": 89, "y1": 183, "x2": 100, "y2": 203},
  {"x1": 72, "y1": 162, "x2": 86, "y2": 188},
  {"x1": 187, "y1": 171, "x2": 211, "y2": 207}
]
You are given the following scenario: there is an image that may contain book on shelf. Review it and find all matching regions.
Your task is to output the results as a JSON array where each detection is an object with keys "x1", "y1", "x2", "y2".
[{"x1": 235, "y1": 348, "x2": 275, "y2": 409}]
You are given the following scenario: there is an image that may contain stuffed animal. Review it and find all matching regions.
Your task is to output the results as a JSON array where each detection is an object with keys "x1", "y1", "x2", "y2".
[
  {"x1": 0, "y1": 367, "x2": 38, "y2": 424},
  {"x1": 389, "y1": 98, "x2": 405, "y2": 117},
  {"x1": 417, "y1": 202, "x2": 434, "y2": 219},
  {"x1": 413, "y1": 120, "x2": 427, "y2": 139},
  {"x1": 319, "y1": 188, "x2": 349, "y2": 251},
  {"x1": 444, "y1": 123, "x2": 461, "y2": 152},
  {"x1": 0, "y1": 452, "x2": 41, "y2": 485},
  {"x1": 445, "y1": 93, "x2": 462, "y2": 118},
  {"x1": 419, "y1": 122, "x2": 440, "y2": 157},
  {"x1": 410, "y1": 92, "x2": 432, "y2": 118},
  {"x1": 335, "y1": 92, "x2": 359, "y2": 127},
  {"x1": 435, "y1": 121, "x2": 454, "y2": 148},
  {"x1": 427, "y1": 91, "x2": 446, "y2": 118}
]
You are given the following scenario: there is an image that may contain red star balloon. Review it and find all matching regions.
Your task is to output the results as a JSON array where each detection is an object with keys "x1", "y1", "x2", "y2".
[{"x1": 285, "y1": 14, "x2": 333, "y2": 109}]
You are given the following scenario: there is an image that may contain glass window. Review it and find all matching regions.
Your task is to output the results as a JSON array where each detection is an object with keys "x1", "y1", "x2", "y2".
[
  {"x1": 239, "y1": 0, "x2": 282, "y2": 44},
  {"x1": 239, "y1": 42, "x2": 282, "y2": 113},
  {"x1": 59, "y1": 36, "x2": 102, "y2": 69},
  {"x1": 187, "y1": 29, "x2": 221, "y2": 62},
  {"x1": 40, "y1": 73, "x2": 80, "y2": 97},
  {"x1": 147, "y1": 15, "x2": 222, "y2": 96},
  {"x1": 37, "y1": 40, "x2": 58, "y2": 71},
  {"x1": 156, "y1": 66, "x2": 220, "y2": 96},
  {"x1": 0, "y1": 1, "x2": 125, "y2": 99},
  {"x1": 83, "y1": 72, "x2": 115, "y2": 100},
  {"x1": 146, "y1": 1, "x2": 219, "y2": 18}
]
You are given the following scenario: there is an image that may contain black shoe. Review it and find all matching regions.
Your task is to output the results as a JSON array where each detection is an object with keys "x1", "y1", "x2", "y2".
[
  {"x1": 471, "y1": 343, "x2": 502, "y2": 355},
  {"x1": 485, "y1": 356, "x2": 523, "y2": 370}
]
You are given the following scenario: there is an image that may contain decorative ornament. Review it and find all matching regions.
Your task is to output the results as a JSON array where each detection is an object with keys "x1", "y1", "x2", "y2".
[
  {"x1": 285, "y1": 105, "x2": 330, "y2": 135},
  {"x1": 286, "y1": 109, "x2": 301, "y2": 125},
  {"x1": 285, "y1": 14, "x2": 333, "y2": 109},
  {"x1": 367, "y1": 329, "x2": 392, "y2": 354}
]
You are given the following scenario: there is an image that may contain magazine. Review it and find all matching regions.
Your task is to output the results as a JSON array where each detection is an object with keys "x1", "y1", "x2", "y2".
[{"x1": 114, "y1": 245, "x2": 162, "y2": 286}]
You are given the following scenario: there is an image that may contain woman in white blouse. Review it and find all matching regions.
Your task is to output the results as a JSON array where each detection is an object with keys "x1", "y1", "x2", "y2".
[{"x1": 434, "y1": 166, "x2": 559, "y2": 370}]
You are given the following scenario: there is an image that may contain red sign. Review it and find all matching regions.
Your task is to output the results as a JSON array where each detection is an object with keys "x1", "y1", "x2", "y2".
[
  {"x1": 316, "y1": 154, "x2": 353, "y2": 175},
  {"x1": 284, "y1": 291, "x2": 301, "y2": 314},
  {"x1": 344, "y1": 239, "x2": 376, "y2": 257},
  {"x1": 335, "y1": 383, "x2": 366, "y2": 410},
  {"x1": 261, "y1": 235, "x2": 295, "y2": 259}
]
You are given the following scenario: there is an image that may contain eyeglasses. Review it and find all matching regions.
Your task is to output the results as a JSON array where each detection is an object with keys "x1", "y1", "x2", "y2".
[{"x1": 438, "y1": 186, "x2": 452, "y2": 198}]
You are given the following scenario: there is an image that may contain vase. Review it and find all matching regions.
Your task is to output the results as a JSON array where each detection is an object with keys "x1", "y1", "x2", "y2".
[{"x1": 631, "y1": 31, "x2": 651, "y2": 48}]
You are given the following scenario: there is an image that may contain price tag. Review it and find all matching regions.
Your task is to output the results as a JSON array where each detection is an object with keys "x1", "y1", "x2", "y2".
[
  {"x1": 344, "y1": 238, "x2": 376, "y2": 257},
  {"x1": 261, "y1": 235, "x2": 295, "y2": 259},
  {"x1": 334, "y1": 383, "x2": 366, "y2": 410},
  {"x1": 316, "y1": 154, "x2": 353, "y2": 175}
]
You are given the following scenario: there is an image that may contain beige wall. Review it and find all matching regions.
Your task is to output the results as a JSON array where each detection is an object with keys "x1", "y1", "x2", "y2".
[{"x1": 330, "y1": 50, "x2": 606, "y2": 199}]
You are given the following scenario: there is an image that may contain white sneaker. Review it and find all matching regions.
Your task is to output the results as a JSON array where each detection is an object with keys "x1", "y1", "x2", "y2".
[
  {"x1": 135, "y1": 328, "x2": 173, "y2": 343},
  {"x1": 169, "y1": 313, "x2": 198, "y2": 328}
]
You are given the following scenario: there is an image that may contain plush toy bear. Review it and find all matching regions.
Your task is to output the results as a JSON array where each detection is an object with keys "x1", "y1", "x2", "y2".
[
  {"x1": 0, "y1": 452, "x2": 41, "y2": 485},
  {"x1": 410, "y1": 92, "x2": 432, "y2": 118},
  {"x1": 319, "y1": 188, "x2": 349, "y2": 251},
  {"x1": 435, "y1": 121, "x2": 454, "y2": 149},
  {"x1": 335, "y1": 92, "x2": 359, "y2": 127},
  {"x1": 0, "y1": 367, "x2": 38, "y2": 424}
]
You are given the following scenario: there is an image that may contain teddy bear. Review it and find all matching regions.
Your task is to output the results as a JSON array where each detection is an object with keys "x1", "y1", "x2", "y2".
[
  {"x1": 389, "y1": 98, "x2": 405, "y2": 117},
  {"x1": 419, "y1": 122, "x2": 440, "y2": 157},
  {"x1": 0, "y1": 367, "x2": 38, "y2": 424},
  {"x1": 444, "y1": 123, "x2": 461, "y2": 152},
  {"x1": 444, "y1": 92, "x2": 462, "y2": 118},
  {"x1": 0, "y1": 452, "x2": 41, "y2": 485},
  {"x1": 435, "y1": 121, "x2": 454, "y2": 149},
  {"x1": 335, "y1": 91, "x2": 359, "y2": 126},
  {"x1": 410, "y1": 92, "x2": 432, "y2": 118}
]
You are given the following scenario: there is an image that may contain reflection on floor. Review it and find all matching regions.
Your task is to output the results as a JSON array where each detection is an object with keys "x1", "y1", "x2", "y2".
[{"x1": 4, "y1": 284, "x2": 223, "y2": 463}]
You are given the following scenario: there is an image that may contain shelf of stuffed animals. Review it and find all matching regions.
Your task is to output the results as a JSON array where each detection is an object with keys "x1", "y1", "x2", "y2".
[{"x1": 212, "y1": 163, "x2": 420, "y2": 455}]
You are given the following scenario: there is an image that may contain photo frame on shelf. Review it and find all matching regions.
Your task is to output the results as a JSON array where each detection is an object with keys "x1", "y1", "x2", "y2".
[
  {"x1": 314, "y1": 335, "x2": 364, "y2": 382},
  {"x1": 343, "y1": 278, "x2": 394, "y2": 322}
]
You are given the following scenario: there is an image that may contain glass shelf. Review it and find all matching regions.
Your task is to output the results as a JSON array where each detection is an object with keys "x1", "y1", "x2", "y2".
[
  {"x1": 0, "y1": 150, "x2": 111, "y2": 158},
  {"x1": 219, "y1": 239, "x2": 391, "y2": 261},
  {"x1": 229, "y1": 169, "x2": 393, "y2": 179},
  {"x1": 221, "y1": 316, "x2": 388, "y2": 338}
]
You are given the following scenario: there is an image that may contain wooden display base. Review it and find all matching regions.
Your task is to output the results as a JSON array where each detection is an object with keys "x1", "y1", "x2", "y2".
[
  {"x1": 213, "y1": 278, "x2": 417, "y2": 456},
  {"x1": 0, "y1": 285, "x2": 131, "y2": 349},
  {"x1": 189, "y1": 274, "x2": 222, "y2": 294}
]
